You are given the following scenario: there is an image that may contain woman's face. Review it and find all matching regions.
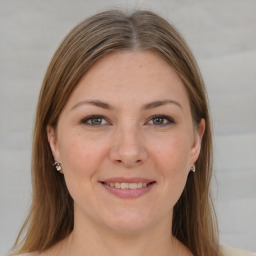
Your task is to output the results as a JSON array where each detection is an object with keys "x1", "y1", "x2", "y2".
[{"x1": 47, "y1": 51, "x2": 204, "y2": 234}]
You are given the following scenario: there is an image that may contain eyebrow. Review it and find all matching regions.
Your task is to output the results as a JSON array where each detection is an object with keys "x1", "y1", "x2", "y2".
[
  {"x1": 142, "y1": 100, "x2": 183, "y2": 110},
  {"x1": 70, "y1": 100, "x2": 114, "y2": 111},
  {"x1": 70, "y1": 99, "x2": 183, "y2": 111}
]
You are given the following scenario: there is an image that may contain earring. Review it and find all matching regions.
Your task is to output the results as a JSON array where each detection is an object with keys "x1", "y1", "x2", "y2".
[
  {"x1": 53, "y1": 161, "x2": 62, "y2": 172},
  {"x1": 190, "y1": 164, "x2": 196, "y2": 172}
]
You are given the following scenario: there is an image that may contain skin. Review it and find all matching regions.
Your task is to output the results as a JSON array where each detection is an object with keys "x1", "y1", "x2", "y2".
[{"x1": 47, "y1": 50, "x2": 205, "y2": 256}]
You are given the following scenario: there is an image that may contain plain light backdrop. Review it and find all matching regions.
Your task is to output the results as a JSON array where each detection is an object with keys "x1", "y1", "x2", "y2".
[{"x1": 0, "y1": 0, "x2": 256, "y2": 255}]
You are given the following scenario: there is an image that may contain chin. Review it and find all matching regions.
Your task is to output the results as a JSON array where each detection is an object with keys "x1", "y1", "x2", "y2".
[{"x1": 102, "y1": 209, "x2": 155, "y2": 235}]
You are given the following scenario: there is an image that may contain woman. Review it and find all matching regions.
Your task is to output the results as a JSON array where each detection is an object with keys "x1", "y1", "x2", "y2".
[{"x1": 10, "y1": 9, "x2": 255, "y2": 256}]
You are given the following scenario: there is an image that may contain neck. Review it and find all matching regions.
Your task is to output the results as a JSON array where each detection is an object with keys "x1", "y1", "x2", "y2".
[
  {"x1": 67, "y1": 228, "x2": 176, "y2": 256},
  {"x1": 56, "y1": 212, "x2": 189, "y2": 256}
]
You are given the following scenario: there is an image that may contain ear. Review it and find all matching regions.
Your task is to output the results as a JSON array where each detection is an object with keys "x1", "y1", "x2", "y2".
[
  {"x1": 189, "y1": 119, "x2": 205, "y2": 165},
  {"x1": 46, "y1": 125, "x2": 60, "y2": 162}
]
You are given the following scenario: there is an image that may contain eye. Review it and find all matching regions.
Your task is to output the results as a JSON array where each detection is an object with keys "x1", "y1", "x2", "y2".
[
  {"x1": 81, "y1": 115, "x2": 109, "y2": 126},
  {"x1": 147, "y1": 115, "x2": 175, "y2": 126}
]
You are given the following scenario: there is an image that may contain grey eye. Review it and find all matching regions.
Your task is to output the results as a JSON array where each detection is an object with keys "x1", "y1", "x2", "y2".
[
  {"x1": 90, "y1": 117, "x2": 104, "y2": 125},
  {"x1": 81, "y1": 115, "x2": 108, "y2": 126},
  {"x1": 147, "y1": 115, "x2": 175, "y2": 126},
  {"x1": 152, "y1": 117, "x2": 167, "y2": 125}
]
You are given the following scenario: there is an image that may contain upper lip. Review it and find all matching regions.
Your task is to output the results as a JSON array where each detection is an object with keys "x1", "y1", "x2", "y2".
[{"x1": 100, "y1": 177, "x2": 155, "y2": 183}]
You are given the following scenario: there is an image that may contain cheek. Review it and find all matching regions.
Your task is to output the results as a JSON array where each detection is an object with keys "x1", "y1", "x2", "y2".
[
  {"x1": 58, "y1": 133, "x2": 107, "y2": 179},
  {"x1": 152, "y1": 133, "x2": 192, "y2": 173},
  {"x1": 151, "y1": 135, "x2": 192, "y2": 200},
  {"x1": 58, "y1": 134, "x2": 106, "y2": 202}
]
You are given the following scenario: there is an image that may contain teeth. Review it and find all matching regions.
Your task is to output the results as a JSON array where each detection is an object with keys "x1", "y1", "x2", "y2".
[
  {"x1": 105, "y1": 182, "x2": 148, "y2": 189},
  {"x1": 121, "y1": 183, "x2": 128, "y2": 189},
  {"x1": 129, "y1": 183, "x2": 137, "y2": 189}
]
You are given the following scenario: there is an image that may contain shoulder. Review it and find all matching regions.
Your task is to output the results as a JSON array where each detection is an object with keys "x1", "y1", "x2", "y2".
[
  {"x1": 221, "y1": 245, "x2": 256, "y2": 256},
  {"x1": 11, "y1": 253, "x2": 40, "y2": 256}
]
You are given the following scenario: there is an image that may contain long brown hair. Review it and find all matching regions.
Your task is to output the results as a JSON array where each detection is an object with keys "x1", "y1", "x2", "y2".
[{"x1": 12, "y1": 9, "x2": 220, "y2": 256}]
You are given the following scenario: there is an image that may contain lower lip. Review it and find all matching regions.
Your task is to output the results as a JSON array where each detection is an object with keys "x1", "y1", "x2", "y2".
[{"x1": 101, "y1": 183, "x2": 155, "y2": 198}]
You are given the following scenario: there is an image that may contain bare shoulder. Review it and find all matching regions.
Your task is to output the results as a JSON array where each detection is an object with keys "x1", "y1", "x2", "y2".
[
  {"x1": 13, "y1": 253, "x2": 40, "y2": 256},
  {"x1": 221, "y1": 245, "x2": 256, "y2": 256}
]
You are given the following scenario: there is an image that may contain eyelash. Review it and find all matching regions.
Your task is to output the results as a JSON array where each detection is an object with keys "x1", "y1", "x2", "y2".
[
  {"x1": 147, "y1": 115, "x2": 175, "y2": 126},
  {"x1": 80, "y1": 114, "x2": 175, "y2": 127},
  {"x1": 81, "y1": 115, "x2": 109, "y2": 126}
]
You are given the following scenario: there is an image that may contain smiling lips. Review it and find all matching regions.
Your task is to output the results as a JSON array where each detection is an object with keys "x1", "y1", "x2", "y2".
[{"x1": 100, "y1": 178, "x2": 156, "y2": 198}]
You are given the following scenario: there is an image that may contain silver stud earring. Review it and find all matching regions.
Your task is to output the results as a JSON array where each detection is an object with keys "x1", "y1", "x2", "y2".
[
  {"x1": 190, "y1": 164, "x2": 196, "y2": 172},
  {"x1": 53, "y1": 161, "x2": 62, "y2": 172}
]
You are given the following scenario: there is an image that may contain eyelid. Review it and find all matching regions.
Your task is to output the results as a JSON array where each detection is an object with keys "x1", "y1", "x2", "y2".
[
  {"x1": 146, "y1": 114, "x2": 175, "y2": 126},
  {"x1": 80, "y1": 115, "x2": 111, "y2": 126},
  {"x1": 80, "y1": 114, "x2": 175, "y2": 127}
]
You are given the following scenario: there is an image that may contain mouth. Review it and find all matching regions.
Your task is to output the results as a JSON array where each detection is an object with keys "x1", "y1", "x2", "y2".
[
  {"x1": 99, "y1": 178, "x2": 156, "y2": 198},
  {"x1": 100, "y1": 181, "x2": 156, "y2": 190}
]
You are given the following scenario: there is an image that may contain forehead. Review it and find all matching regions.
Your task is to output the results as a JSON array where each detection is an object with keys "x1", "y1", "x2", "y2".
[{"x1": 65, "y1": 50, "x2": 191, "y2": 112}]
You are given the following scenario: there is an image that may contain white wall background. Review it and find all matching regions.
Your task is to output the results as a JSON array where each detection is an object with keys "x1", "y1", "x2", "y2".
[{"x1": 0, "y1": 0, "x2": 255, "y2": 254}]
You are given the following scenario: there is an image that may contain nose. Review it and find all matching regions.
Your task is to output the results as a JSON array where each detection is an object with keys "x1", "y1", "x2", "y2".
[{"x1": 109, "y1": 125, "x2": 148, "y2": 168}]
